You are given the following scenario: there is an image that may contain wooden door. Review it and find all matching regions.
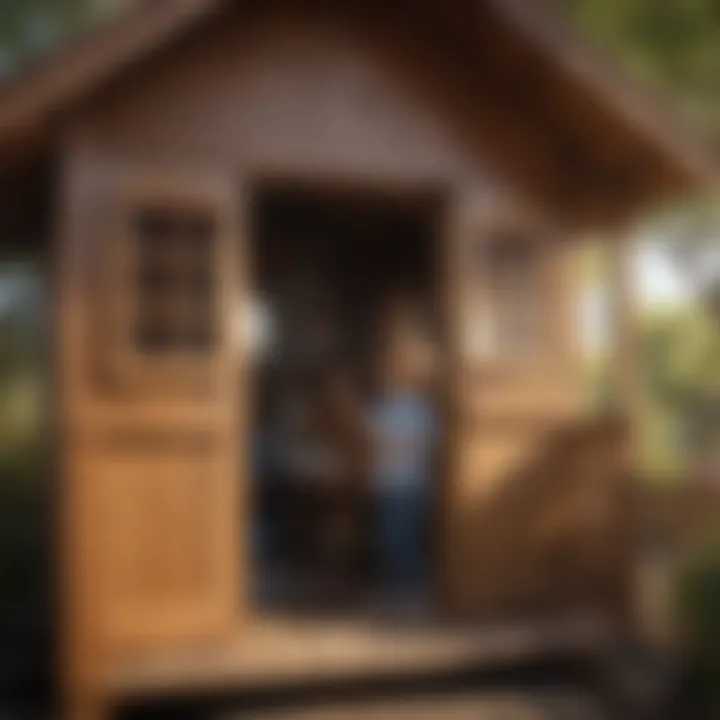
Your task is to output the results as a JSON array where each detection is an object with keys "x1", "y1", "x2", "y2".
[
  {"x1": 440, "y1": 194, "x2": 581, "y2": 618},
  {"x1": 61, "y1": 163, "x2": 245, "y2": 672}
]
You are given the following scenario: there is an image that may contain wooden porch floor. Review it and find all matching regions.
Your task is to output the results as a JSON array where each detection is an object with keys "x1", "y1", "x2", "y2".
[
  {"x1": 110, "y1": 614, "x2": 612, "y2": 700},
  {"x1": 214, "y1": 690, "x2": 607, "y2": 720}
]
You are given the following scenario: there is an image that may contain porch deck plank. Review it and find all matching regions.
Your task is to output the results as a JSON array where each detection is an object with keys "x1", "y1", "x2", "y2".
[
  {"x1": 109, "y1": 615, "x2": 610, "y2": 699},
  {"x1": 217, "y1": 691, "x2": 606, "y2": 720}
]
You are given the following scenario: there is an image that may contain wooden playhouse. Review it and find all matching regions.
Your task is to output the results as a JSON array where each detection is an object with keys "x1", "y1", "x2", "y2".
[{"x1": 0, "y1": 0, "x2": 715, "y2": 717}]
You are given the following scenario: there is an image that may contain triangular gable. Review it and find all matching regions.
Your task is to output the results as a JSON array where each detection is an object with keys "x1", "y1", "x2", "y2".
[{"x1": 0, "y1": 0, "x2": 715, "y2": 222}]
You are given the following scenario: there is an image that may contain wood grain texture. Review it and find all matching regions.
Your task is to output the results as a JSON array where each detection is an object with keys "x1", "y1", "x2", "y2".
[
  {"x1": 60, "y1": 154, "x2": 245, "y2": 718},
  {"x1": 54, "y1": 5, "x2": 639, "y2": 717},
  {"x1": 441, "y1": 193, "x2": 629, "y2": 620}
]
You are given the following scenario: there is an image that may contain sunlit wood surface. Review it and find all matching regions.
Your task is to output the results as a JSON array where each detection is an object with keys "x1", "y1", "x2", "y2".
[{"x1": 110, "y1": 615, "x2": 609, "y2": 699}]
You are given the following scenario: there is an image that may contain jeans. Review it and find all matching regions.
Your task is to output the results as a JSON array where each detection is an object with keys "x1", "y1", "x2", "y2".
[{"x1": 374, "y1": 484, "x2": 429, "y2": 598}]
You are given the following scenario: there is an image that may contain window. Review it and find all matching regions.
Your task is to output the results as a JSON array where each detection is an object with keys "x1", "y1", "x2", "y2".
[
  {"x1": 131, "y1": 207, "x2": 217, "y2": 355},
  {"x1": 476, "y1": 232, "x2": 546, "y2": 359},
  {"x1": 99, "y1": 189, "x2": 229, "y2": 396}
]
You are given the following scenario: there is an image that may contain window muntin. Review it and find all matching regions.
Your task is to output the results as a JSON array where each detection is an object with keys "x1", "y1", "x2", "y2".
[
  {"x1": 473, "y1": 232, "x2": 547, "y2": 359},
  {"x1": 130, "y1": 207, "x2": 217, "y2": 356}
]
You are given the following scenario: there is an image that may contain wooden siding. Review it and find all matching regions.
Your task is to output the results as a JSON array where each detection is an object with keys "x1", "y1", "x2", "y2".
[{"x1": 56, "y1": 5, "x2": 635, "y2": 717}]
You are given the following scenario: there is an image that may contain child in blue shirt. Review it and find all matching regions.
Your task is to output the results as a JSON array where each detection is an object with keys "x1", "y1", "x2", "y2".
[{"x1": 369, "y1": 321, "x2": 438, "y2": 609}]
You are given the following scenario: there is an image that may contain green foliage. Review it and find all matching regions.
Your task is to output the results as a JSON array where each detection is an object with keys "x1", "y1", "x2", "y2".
[
  {"x1": 676, "y1": 537, "x2": 720, "y2": 705},
  {"x1": 0, "y1": 262, "x2": 47, "y2": 603},
  {"x1": 641, "y1": 307, "x2": 720, "y2": 460},
  {"x1": 591, "y1": 303, "x2": 720, "y2": 485}
]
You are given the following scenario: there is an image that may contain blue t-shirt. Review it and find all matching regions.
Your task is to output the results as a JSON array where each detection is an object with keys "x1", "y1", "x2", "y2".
[{"x1": 369, "y1": 394, "x2": 437, "y2": 492}]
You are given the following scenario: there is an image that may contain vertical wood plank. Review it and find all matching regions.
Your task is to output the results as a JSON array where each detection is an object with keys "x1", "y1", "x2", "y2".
[{"x1": 59, "y1": 159, "x2": 245, "y2": 719}]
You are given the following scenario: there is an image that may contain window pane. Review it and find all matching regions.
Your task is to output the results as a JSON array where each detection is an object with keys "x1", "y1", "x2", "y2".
[
  {"x1": 131, "y1": 206, "x2": 217, "y2": 354},
  {"x1": 482, "y1": 234, "x2": 544, "y2": 357}
]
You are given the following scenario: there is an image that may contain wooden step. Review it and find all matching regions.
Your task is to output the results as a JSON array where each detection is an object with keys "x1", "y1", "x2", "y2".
[
  {"x1": 215, "y1": 689, "x2": 607, "y2": 720},
  {"x1": 110, "y1": 615, "x2": 612, "y2": 700}
]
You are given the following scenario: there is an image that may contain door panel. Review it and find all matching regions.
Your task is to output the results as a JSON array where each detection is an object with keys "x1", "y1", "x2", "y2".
[
  {"x1": 63, "y1": 163, "x2": 245, "y2": 657},
  {"x1": 85, "y1": 436, "x2": 233, "y2": 646}
]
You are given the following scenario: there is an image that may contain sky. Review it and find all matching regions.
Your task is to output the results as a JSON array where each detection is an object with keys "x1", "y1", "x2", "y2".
[{"x1": 636, "y1": 243, "x2": 691, "y2": 306}]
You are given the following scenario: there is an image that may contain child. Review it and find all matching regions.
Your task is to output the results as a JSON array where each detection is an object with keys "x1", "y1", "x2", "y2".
[{"x1": 369, "y1": 303, "x2": 438, "y2": 613}]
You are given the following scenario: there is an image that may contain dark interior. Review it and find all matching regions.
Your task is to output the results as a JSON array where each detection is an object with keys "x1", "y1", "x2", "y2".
[{"x1": 250, "y1": 184, "x2": 439, "y2": 615}]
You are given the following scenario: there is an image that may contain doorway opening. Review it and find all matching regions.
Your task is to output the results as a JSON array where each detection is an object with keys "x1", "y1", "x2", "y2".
[{"x1": 248, "y1": 182, "x2": 445, "y2": 619}]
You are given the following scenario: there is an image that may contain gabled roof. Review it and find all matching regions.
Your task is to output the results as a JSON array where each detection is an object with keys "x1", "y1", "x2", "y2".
[
  {"x1": 0, "y1": 0, "x2": 716, "y2": 224},
  {"x1": 0, "y1": 0, "x2": 221, "y2": 157},
  {"x1": 493, "y1": 0, "x2": 716, "y2": 188}
]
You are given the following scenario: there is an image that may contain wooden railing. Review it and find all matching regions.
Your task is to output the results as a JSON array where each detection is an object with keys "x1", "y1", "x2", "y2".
[
  {"x1": 524, "y1": 417, "x2": 633, "y2": 622},
  {"x1": 446, "y1": 416, "x2": 633, "y2": 623}
]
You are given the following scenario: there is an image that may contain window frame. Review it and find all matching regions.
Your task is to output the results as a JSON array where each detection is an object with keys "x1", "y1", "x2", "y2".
[
  {"x1": 462, "y1": 208, "x2": 567, "y2": 368},
  {"x1": 101, "y1": 174, "x2": 235, "y2": 397}
]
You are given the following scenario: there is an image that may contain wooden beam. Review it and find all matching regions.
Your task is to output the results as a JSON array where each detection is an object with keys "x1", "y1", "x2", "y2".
[
  {"x1": 421, "y1": 0, "x2": 699, "y2": 226},
  {"x1": 402, "y1": 6, "x2": 579, "y2": 211},
  {"x1": 607, "y1": 231, "x2": 639, "y2": 428},
  {"x1": 489, "y1": 0, "x2": 716, "y2": 189},
  {"x1": 409, "y1": 2, "x2": 619, "y2": 222},
  {"x1": 0, "y1": 0, "x2": 223, "y2": 137},
  {"x1": 466, "y1": 4, "x2": 646, "y2": 209}
]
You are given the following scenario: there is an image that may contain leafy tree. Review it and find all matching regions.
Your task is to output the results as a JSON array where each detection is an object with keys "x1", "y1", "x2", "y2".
[{"x1": 634, "y1": 306, "x2": 720, "y2": 484}]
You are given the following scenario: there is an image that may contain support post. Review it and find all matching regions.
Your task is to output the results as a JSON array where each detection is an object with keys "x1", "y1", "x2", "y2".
[
  {"x1": 606, "y1": 231, "x2": 640, "y2": 631},
  {"x1": 607, "y1": 233, "x2": 638, "y2": 430}
]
